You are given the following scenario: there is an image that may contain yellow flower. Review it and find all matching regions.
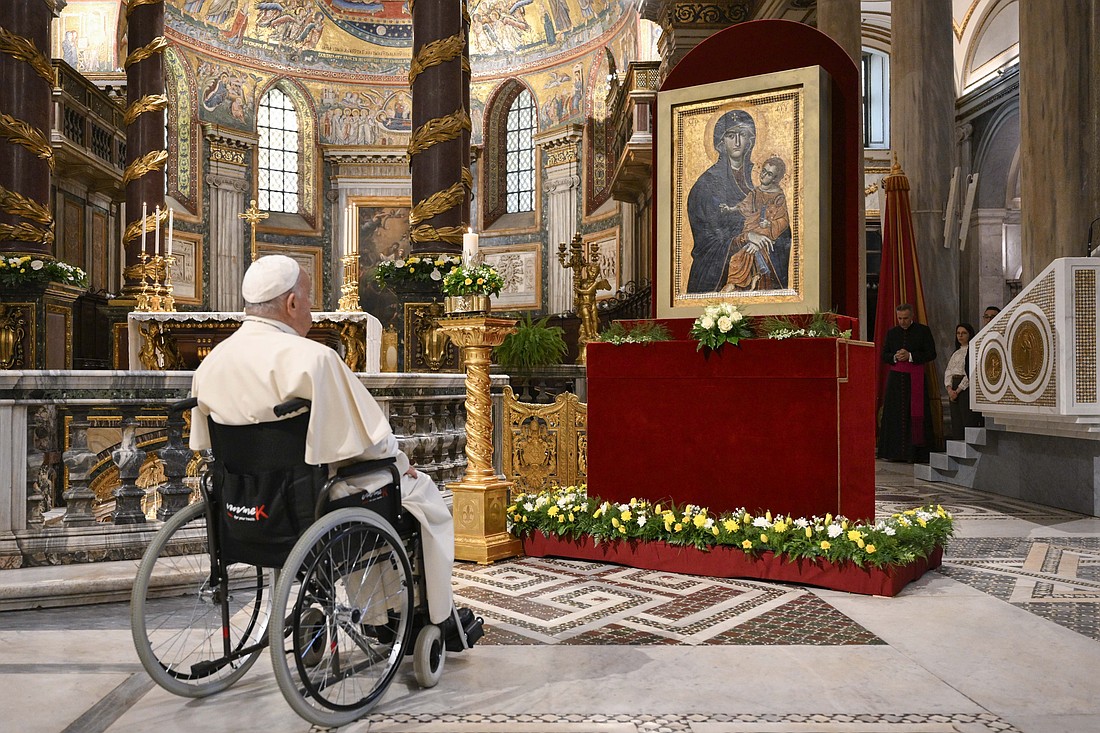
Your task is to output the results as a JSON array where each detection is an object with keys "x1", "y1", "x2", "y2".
[
  {"x1": 742, "y1": 514, "x2": 752, "y2": 524},
  {"x1": 558, "y1": 515, "x2": 565, "y2": 523},
  {"x1": 712, "y1": 527, "x2": 720, "y2": 536},
  {"x1": 621, "y1": 509, "x2": 632, "y2": 522},
  {"x1": 654, "y1": 504, "x2": 662, "y2": 514},
  {"x1": 804, "y1": 527, "x2": 812, "y2": 538},
  {"x1": 825, "y1": 513, "x2": 833, "y2": 525},
  {"x1": 567, "y1": 512, "x2": 574, "y2": 521},
  {"x1": 408, "y1": 256, "x2": 420, "y2": 263},
  {"x1": 477, "y1": 278, "x2": 484, "y2": 285},
  {"x1": 742, "y1": 539, "x2": 753, "y2": 549},
  {"x1": 847, "y1": 530, "x2": 862, "y2": 542},
  {"x1": 619, "y1": 525, "x2": 627, "y2": 534},
  {"x1": 765, "y1": 510, "x2": 772, "y2": 522},
  {"x1": 673, "y1": 522, "x2": 683, "y2": 532},
  {"x1": 513, "y1": 514, "x2": 522, "y2": 521},
  {"x1": 856, "y1": 538, "x2": 865, "y2": 548},
  {"x1": 760, "y1": 533, "x2": 768, "y2": 543},
  {"x1": 773, "y1": 522, "x2": 788, "y2": 533},
  {"x1": 435, "y1": 259, "x2": 445, "y2": 266},
  {"x1": 464, "y1": 278, "x2": 473, "y2": 285},
  {"x1": 547, "y1": 506, "x2": 560, "y2": 517},
  {"x1": 866, "y1": 544, "x2": 876, "y2": 553},
  {"x1": 693, "y1": 514, "x2": 707, "y2": 528},
  {"x1": 723, "y1": 519, "x2": 737, "y2": 532},
  {"x1": 611, "y1": 517, "x2": 620, "y2": 528},
  {"x1": 917, "y1": 517, "x2": 927, "y2": 527},
  {"x1": 820, "y1": 540, "x2": 831, "y2": 550},
  {"x1": 408, "y1": 267, "x2": 415, "y2": 273}
]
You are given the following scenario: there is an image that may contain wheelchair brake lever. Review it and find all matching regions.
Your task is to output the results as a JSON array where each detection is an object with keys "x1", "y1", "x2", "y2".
[{"x1": 274, "y1": 397, "x2": 311, "y2": 417}]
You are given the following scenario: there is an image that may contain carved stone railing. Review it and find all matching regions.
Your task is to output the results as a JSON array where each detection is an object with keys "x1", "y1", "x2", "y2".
[
  {"x1": 607, "y1": 61, "x2": 660, "y2": 204},
  {"x1": 51, "y1": 60, "x2": 126, "y2": 193},
  {"x1": 1, "y1": 371, "x2": 507, "y2": 568}
]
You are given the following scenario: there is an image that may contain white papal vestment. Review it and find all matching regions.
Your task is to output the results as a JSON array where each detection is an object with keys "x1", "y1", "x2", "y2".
[{"x1": 189, "y1": 316, "x2": 454, "y2": 623}]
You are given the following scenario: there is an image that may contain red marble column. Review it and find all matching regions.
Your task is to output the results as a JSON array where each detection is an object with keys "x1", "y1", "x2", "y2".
[
  {"x1": 0, "y1": 0, "x2": 57, "y2": 257},
  {"x1": 409, "y1": 0, "x2": 468, "y2": 256},
  {"x1": 122, "y1": 0, "x2": 167, "y2": 297}
]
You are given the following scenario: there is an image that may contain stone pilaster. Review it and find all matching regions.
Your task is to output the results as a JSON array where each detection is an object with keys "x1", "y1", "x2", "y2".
[
  {"x1": 536, "y1": 125, "x2": 583, "y2": 313},
  {"x1": 1020, "y1": 0, "x2": 1099, "y2": 277},
  {"x1": 204, "y1": 124, "x2": 255, "y2": 311},
  {"x1": 891, "y1": 0, "x2": 957, "y2": 362}
]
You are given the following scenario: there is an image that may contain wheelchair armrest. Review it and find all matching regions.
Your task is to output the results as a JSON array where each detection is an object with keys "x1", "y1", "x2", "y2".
[
  {"x1": 274, "y1": 397, "x2": 311, "y2": 417},
  {"x1": 336, "y1": 456, "x2": 400, "y2": 481}
]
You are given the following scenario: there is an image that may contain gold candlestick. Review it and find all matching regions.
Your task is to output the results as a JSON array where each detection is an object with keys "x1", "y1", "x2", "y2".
[
  {"x1": 436, "y1": 315, "x2": 522, "y2": 563},
  {"x1": 136, "y1": 251, "x2": 152, "y2": 312},
  {"x1": 337, "y1": 252, "x2": 361, "y2": 311},
  {"x1": 160, "y1": 254, "x2": 177, "y2": 312},
  {"x1": 557, "y1": 233, "x2": 609, "y2": 364}
]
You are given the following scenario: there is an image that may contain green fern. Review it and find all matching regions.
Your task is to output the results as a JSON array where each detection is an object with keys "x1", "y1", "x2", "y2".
[{"x1": 494, "y1": 314, "x2": 567, "y2": 370}]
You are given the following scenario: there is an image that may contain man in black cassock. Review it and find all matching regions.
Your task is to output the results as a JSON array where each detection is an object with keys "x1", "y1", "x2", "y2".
[{"x1": 877, "y1": 303, "x2": 937, "y2": 462}]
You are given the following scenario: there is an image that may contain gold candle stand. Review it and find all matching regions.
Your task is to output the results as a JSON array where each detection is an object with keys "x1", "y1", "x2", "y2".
[
  {"x1": 337, "y1": 252, "x2": 361, "y2": 311},
  {"x1": 133, "y1": 254, "x2": 176, "y2": 313},
  {"x1": 436, "y1": 315, "x2": 522, "y2": 563}
]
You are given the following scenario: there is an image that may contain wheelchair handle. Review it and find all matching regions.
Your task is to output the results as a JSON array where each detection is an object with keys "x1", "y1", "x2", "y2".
[
  {"x1": 274, "y1": 397, "x2": 311, "y2": 417},
  {"x1": 168, "y1": 397, "x2": 198, "y2": 414}
]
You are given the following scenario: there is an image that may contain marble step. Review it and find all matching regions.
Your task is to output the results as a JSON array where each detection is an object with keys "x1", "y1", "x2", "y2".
[
  {"x1": 929, "y1": 451, "x2": 956, "y2": 471},
  {"x1": 914, "y1": 462, "x2": 951, "y2": 482},
  {"x1": 946, "y1": 439, "x2": 980, "y2": 460}
]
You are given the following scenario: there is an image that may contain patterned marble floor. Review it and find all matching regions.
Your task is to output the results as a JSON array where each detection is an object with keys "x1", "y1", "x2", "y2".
[{"x1": 3, "y1": 463, "x2": 1100, "y2": 733}]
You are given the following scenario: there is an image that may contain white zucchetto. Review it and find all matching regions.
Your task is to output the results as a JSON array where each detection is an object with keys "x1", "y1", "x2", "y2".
[{"x1": 241, "y1": 255, "x2": 300, "y2": 304}]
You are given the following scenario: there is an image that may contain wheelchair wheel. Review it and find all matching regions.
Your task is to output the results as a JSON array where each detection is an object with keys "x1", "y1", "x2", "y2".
[
  {"x1": 130, "y1": 501, "x2": 272, "y2": 697},
  {"x1": 270, "y1": 508, "x2": 414, "y2": 728},
  {"x1": 413, "y1": 624, "x2": 446, "y2": 688}
]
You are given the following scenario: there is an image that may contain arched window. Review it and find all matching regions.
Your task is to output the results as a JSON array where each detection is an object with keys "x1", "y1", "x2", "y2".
[
  {"x1": 505, "y1": 89, "x2": 536, "y2": 213},
  {"x1": 482, "y1": 80, "x2": 539, "y2": 229},
  {"x1": 257, "y1": 87, "x2": 300, "y2": 213}
]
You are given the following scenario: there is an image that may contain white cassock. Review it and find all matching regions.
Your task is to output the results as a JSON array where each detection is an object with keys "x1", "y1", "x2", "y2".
[{"x1": 189, "y1": 316, "x2": 455, "y2": 623}]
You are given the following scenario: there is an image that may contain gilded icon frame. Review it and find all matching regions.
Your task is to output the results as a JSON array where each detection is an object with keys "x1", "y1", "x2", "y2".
[{"x1": 656, "y1": 66, "x2": 831, "y2": 318}]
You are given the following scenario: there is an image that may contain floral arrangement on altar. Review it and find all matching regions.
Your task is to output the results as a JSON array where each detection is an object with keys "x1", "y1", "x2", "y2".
[
  {"x1": 690, "y1": 302, "x2": 754, "y2": 351},
  {"x1": 441, "y1": 262, "x2": 505, "y2": 297},
  {"x1": 762, "y1": 310, "x2": 853, "y2": 340},
  {"x1": 508, "y1": 486, "x2": 953, "y2": 569},
  {"x1": 0, "y1": 255, "x2": 88, "y2": 290},
  {"x1": 597, "y1": 320, "x2": 672, "y2": 345},
  {"x1": 374, "y1": 254, "x2": 462, "y2": 289}
]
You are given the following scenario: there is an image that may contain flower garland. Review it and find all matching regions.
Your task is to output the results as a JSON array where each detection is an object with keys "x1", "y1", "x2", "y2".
[
  {"x1": 690, "y1": 302, "x2": 753, "y2": 351},
  {"x1": 441, "y1": 262, "x2": 505, "y2": 297},
  {"x1": 508, "y1": 486, "x2": 953, "y2": 569},
  {"x1": 0, "y1": 255, "x2": 87, "y2": 289},
  {"x1": 373, "y1": 254, "x2": 462, "y2": 289}
]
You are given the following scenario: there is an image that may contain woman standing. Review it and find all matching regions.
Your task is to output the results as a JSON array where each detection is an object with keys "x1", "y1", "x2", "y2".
[{"x1": 944, "y1": 322, "x2": 981, "y2": 440}]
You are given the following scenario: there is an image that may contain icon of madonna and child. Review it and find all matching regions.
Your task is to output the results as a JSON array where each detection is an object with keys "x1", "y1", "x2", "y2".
[{"x1": 685, "y1": 109, "x2": 794, "y2": 295}]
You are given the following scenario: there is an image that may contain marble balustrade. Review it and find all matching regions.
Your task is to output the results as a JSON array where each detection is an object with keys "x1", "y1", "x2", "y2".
[{"x1": 0, "y1": 370, "x2": 507, "y2": 568}]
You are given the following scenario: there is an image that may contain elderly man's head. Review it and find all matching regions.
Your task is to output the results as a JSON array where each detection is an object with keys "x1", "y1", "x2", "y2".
[
  {"x1": 895, "y1": 304, "x2": 915, "y2": 329},
  {"x1": 242, "y1": 255, "x2": 313, "y2": 336}
]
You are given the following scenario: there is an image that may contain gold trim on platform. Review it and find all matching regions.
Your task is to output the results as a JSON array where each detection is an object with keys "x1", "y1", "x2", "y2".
[
  {"x1": 0, "y1": 112, "x2": 53, "y2": 168},
  {"x1": 0, "y1": 27, "x2": 55, "y2": 86},
  {"x1": 124, "y1": 36, "x2": 170, "y2": 70},
  {"x1": 0, "y1": 184, "x2": 51, "y2": 224},
  {"x1": 124, "y1": 94, "x2": 169, "y2": 127},
  {"x1": 122, "y1": 150, "x2": 168, "y2": 186}
]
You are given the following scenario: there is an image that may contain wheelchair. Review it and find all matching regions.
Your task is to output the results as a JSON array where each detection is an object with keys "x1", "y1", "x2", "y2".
[{"x1": 131, "y1": 397, "x2": 477, "y2": 727}]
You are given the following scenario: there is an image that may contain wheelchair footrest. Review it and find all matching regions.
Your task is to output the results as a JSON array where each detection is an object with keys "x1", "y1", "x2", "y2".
[{"x1": 443, "y1": 606, "x2": 484, "y2": 652}]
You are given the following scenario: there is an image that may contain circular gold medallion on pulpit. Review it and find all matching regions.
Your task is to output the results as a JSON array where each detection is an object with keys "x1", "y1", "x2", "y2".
[
  {"x1": 1010, "y1": 321, "x2": 1044, "y2": 385},
  {"x1": 984, "y1": 349, "x2": 1003, "y2": 385}
]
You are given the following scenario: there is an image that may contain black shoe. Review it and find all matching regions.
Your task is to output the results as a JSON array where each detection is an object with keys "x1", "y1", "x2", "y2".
[{"x1": 441, "y1": 607, "x2": 484, "y2": 652}]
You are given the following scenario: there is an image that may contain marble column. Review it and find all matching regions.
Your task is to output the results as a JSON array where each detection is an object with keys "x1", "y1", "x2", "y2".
[
  {"x1": 816, "y1": 0, "x2": 867, "y2": 336},
  {"x1": 537, "y1": 125, "x2": 583, "y2": 313},
  {"x1": 890, "y1": 0, "x2": 956, "y2": 362},
  {"x1": 204, "y1": 125, "x2": 254, "y2": 310},
  {"x1": 1019, "y1": 0, "x2": 1099, "y2": 277},
  {"x1": 0, "y1": 0, "x2": 59, "y2": 258}
]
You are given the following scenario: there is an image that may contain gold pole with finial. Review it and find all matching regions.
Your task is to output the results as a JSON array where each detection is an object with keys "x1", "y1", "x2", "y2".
[{"x1": 238, "y1": 198, "x2": 269, "y2": 262}]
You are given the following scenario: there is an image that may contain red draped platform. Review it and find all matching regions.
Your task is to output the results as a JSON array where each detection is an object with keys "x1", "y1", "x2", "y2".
[{"x1": 586, "y1": 328, "x2": 876, "y2": 521}]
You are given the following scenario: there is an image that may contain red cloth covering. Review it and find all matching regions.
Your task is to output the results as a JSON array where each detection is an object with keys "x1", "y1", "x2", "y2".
[
  {"x1": 586, "y1": 336, "x2": 876, "y2": 521},
  {"x1": 522, "y1": 532, "x2": 943, "y2": 597}
]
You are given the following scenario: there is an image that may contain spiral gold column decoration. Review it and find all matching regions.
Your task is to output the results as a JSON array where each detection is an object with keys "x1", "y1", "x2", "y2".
[
  {"x1": 408, "y1": 0, "x2": 471, "y2": 255},
  {"x1": 0, "y1": 6, "x2": 56, "y2": 259},
  {"x1": 437, "y1": 316, "x2": 523, "y2": 563},
  {"x1": 119, "y1": 1, "x2": 169, "y2": 301}
]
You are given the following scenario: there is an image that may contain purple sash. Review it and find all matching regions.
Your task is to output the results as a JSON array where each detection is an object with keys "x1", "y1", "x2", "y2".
[{"x1": 891, "y1": 360, "x2": 925, "y2": 446}]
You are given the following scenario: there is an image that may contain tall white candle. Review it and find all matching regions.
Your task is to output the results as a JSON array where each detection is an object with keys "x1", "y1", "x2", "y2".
[
  {"x1": 463, "y1": 228, "x2": 478, "y2": 265},
  {"x1": 140, "y1": 202, "x2": 147, "y2": 255},
  {"x1": 166, "y1": 208, "x2": 174, "y2": 256},
  {"x1": 153, "y1": 205, "x2": 160, "y2": 256}
]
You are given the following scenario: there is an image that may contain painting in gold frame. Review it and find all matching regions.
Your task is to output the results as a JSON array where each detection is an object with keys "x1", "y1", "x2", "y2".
[
  {"x1": 167, "y1": 230, "x2": 203, "y2": 305},
  {"x1": 255, "y1": 243, "x2": 323, "y2": 309},
  {"x1": 656, "y1": 66, "x2": 831, "y2": 318},
  {"x1": 351, "y1": 196, "x2": 411, "y2": 329}
]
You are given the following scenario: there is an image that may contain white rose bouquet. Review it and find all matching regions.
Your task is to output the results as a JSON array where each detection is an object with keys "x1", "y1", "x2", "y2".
[{"x1": 689, "y1": 302, "x2": 753, "y2": 351}]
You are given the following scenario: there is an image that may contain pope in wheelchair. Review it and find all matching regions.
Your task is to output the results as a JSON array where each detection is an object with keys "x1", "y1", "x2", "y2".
[{"x1": 131, "y1": 255, "x2": 481, "y2": 727}]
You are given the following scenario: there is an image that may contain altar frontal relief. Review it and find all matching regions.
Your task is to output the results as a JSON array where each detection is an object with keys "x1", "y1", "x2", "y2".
[{"x1": 657, "y1": 66, "x2": 830, "y2": 318}]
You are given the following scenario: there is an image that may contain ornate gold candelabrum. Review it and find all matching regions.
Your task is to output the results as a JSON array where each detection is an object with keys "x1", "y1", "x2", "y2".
[
  {"x1": 135, "y1": 252, "x2": 152, "y2": 312},
  {"x1": 436, "y1": 315, "x2": 522, "y2": 563},
  {"x1": 160, "y1": 255, "x2": 176, "y2": 312},
  {"x1": 337, "y1": 252, "x2": 361, "y2": 311},
  {"x1": 133, "y1": 254, "x2": 176, "y2": 313},
  {"x1": 557, "y1": 233, "x2": 609, "y2": 364}
]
